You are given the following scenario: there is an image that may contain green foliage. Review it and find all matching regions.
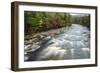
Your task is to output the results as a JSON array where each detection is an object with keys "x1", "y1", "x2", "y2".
[
  {"x1": 72, "y1": 14, "x2": 90, "y2": 28},
  {"x1": 81, "y1": 15, "x2": 90, "y2": 28},
  {"x1": 24, "y1": 11, "x2": 90, "y2": 35}
]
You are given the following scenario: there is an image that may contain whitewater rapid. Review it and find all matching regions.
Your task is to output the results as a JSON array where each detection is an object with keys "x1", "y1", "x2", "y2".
[{"x1": 27, "y1": 24, "x2": 90, "y2": 61}]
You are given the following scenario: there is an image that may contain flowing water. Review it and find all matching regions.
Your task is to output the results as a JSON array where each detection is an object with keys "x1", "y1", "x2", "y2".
[{"x1": 27, "y1": 24, "x2": 90, "y2": 61}]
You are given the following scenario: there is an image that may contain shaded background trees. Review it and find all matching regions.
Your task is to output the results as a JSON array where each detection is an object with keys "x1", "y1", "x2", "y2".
[{"x1": 24, "y1": 11, "x2": 90, "y2": 35}]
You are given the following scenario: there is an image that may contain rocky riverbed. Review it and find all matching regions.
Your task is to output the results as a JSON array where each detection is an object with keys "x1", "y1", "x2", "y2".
[
  {"x1": 24, "y1": 24, "x2": 90, "y2": 61},
  {"x1": 24, "y1": 26, "x2": 69, "y2": 61}
]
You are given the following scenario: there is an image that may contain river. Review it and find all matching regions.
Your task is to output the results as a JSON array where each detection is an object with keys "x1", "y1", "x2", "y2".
[{"x1": 26, "y1": 24, "x2": 90, "y2": 61}]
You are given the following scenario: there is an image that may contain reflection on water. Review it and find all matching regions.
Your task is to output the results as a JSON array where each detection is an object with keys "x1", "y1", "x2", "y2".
[{"x1": 26, "y1": 24, "x2": 90, "y2": 61}]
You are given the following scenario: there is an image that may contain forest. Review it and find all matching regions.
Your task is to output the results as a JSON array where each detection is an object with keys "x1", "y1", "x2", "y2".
[{"x1": 24, "y1": 11, "x2": 90, "y2": 35}]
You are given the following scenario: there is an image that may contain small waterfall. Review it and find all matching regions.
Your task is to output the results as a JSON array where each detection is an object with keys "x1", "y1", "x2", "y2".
[{"x1": 27, "y1": 24, "x2": 90, "y2": 61}]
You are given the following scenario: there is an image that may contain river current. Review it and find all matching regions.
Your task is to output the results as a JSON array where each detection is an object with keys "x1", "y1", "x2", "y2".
[{"x1": 27, "y1": 24, "x2": 90, "y2": 61}]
